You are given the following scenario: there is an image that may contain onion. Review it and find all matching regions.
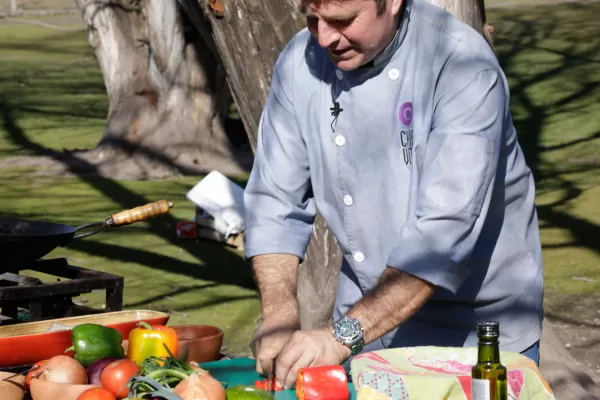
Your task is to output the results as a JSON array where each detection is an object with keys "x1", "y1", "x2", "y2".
[
  {"x1": 40, "y1": 355, "x2": 88, "y2": 385},
  {"x1": 174, "y1": 372, "x2": 226, "y2": 400},
  {"x1": 87, "y1": 357, "x2": 121, "y2": 385}
]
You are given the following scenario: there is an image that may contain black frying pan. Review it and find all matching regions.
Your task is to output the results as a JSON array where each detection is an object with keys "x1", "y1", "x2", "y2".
[{"x1": 0, "y1": 200, "x2": 173, "y2": 271}]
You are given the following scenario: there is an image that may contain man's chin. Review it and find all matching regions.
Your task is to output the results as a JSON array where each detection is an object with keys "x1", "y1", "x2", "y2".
[{"x1": 330, "y1": 55, "x2": 363, "y2": 71}]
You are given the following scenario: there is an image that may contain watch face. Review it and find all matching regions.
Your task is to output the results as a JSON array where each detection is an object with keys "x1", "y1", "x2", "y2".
[{"x1": 335, "y1": 316, "x2": 362, "y2": 341}]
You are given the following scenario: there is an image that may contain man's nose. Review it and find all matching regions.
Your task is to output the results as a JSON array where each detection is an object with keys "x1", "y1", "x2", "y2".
[{"x1": 317, "y1": 20, "x2": 341, "y2": 49}]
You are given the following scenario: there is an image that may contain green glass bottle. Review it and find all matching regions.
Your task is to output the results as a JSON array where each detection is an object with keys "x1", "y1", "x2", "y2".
[{"x1": 471, "y1": 321, "x2": 507, "y2": 400}]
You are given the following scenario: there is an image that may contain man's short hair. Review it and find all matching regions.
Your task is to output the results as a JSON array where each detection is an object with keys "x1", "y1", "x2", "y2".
[
  {"x1": 374, "y1": 0, "x2": 386, "y2": 15},
  {"x1": 300, "y1": 0, "x2": 388, "y2": 17}
]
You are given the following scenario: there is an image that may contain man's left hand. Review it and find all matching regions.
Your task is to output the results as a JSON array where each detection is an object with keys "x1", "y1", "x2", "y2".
[{"x1": 275, "y1": 327, "x2": 352, "y2": 389}]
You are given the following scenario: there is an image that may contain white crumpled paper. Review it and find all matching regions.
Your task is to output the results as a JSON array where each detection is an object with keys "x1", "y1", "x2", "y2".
[{"x1": 186, "y1": 171, "x2": 246, "y2": 238}]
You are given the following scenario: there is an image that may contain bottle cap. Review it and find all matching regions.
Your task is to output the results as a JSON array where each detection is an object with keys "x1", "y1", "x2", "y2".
[{"x1": 477, "y1": 321, "x2": 500, "y2": 338}]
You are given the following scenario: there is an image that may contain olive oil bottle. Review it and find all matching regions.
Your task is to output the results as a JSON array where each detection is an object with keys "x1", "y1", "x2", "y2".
[{"x1": 471, "y1": 321, "x2": 507, "y2": 400}]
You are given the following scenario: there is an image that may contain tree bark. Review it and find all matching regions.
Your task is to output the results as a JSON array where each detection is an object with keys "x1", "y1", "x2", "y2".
[
  {"x1": 186, "y1": 0, "x2": 305, "y2": 153},
  {"x1": 426, "y1": 0, "x2": 494, "y2": 48},
  {"x1": 426, "y1": 0, "x2": 485, "y2": 32},
  {"x1": 74, "y1": 0, "x2": 245, "y2": 179}
]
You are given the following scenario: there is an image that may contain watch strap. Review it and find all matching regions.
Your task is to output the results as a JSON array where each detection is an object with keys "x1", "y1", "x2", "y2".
[{"x1": 350, "y1": 338, "x2": 364, "y2": 355}]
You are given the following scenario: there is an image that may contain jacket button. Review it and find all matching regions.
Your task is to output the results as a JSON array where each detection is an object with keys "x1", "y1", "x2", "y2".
[
  {"x1": 335, "y1": 135, "x2": 346, "y2": 147},
  {"x1": 354, "y1": 252, "x2": 365, "y2": 263}
]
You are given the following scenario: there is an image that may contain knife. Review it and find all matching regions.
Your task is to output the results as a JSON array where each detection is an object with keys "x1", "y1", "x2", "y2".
[{"x1": 268, "y1": 358, "x2": 276, "y2": 395}]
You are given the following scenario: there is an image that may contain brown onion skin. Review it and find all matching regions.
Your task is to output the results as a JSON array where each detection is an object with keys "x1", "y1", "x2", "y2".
[
  {"x1": 173, "y1": 372, "x2": 226, "y2": 400},
  {"x1": 40, "y1": 355, "x2": 88, "y2": 385}
]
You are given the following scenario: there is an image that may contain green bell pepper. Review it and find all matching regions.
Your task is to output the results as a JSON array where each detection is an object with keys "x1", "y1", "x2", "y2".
[{"x1": 65, "y1": 323, "x2": 125, "y2": 366}]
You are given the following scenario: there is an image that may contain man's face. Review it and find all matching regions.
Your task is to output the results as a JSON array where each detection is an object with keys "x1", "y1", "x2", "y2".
[{"x1": 303, "y1": 0, "x2": 403, "y2": 71}]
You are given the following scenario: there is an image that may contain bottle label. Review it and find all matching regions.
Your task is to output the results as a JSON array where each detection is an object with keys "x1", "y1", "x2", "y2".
[{"x1": 472, "y1": 378, "x2": 491, "y2": 400}]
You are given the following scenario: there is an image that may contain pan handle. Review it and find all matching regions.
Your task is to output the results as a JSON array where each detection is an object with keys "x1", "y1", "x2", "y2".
[
  {"x1": 73, "y1": 222, "x2": 106, "y2": 240},
  {"x1": 106, "y1": 200, "x2": 174, "y2": 227}
]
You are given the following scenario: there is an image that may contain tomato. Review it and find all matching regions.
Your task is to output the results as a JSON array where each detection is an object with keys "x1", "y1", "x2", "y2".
[
  {"x1": 77, "y1": 388, "x2": 115, "y2": 400},
  {"x1": 100, "y1": 358, "x2": 140, "y2": 399},
  {"x1": 26, "y1": 360, "x2": 47, "y2": 390}
]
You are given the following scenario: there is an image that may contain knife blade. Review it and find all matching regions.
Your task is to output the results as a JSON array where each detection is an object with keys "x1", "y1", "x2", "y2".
[{"x1": 268, "y1": 358, "x2": 276, "y2": 395}]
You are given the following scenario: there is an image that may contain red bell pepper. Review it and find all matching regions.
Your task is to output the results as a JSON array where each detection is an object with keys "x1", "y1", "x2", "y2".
[{"x1": 296, "y1": 365, "x2": 350, "y2": 400}]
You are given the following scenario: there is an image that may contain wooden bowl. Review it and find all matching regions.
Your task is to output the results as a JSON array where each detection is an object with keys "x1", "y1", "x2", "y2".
[
  {"x1": 0, "y1": 371, "x2": 26, "y2": 400},
  {"x1": 0, "y1": 310, "x2": 170, "y2": 368},
  {"x1": 172, "y1": 325, "x2": 224, "y2": 364}
]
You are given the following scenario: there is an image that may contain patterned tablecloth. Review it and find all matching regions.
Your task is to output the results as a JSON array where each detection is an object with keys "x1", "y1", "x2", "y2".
[{"x1": 350, "y1": 346, "x2": 555, "y2": 400}]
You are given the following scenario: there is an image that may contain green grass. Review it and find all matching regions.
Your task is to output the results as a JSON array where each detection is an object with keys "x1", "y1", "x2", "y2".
[
  {"x1": 0, "y1": 20, "x2": 105, "y2": 155},
  {"x1": 489, "y1": 3, "x2": 600, "y2": 295},
  {"x1": 0, "y1": 2, "x2": 598, "y2": 355}
]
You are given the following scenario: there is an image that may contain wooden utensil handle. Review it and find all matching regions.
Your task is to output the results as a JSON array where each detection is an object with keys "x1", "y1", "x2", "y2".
[{"x1": 109, "y1": 200, "x2": 173, "y2": 226}]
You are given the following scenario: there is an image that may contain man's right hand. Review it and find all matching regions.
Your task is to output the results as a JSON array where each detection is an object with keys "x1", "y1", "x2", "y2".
[
  {"x1": 251, "y1": 314, "x2": 300, "y2": 375},
  {"x1": 249, "y1": 253, "x2": 301, "y2": 375}
]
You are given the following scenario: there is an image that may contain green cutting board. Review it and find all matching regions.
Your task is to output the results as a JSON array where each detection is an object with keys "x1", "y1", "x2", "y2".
[{"x1": 200, "y1": 358, "x2": 357, "y2": 400}]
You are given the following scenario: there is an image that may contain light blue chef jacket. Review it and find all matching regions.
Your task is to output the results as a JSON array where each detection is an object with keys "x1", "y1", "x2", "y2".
[{"x1": 243, "y1": 0, "x2": 544, "y2": 355}]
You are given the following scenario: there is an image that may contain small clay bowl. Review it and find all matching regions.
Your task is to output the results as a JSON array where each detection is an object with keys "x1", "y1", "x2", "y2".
[{"x1": 172, "y1": 325, "x2": 224, "y2": 364}]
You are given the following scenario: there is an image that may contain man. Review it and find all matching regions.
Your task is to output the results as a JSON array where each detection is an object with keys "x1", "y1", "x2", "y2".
[{"x1": 243, "y1": 0, "x2": 544, "y2": 390}]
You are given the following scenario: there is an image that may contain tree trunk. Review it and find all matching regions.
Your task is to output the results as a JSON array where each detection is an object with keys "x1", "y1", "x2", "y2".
[
  {"x1": 74, "y1": 0, "x2": 246, "y2": 179},
  {"x1": 426, "y1": 0, "x2": 493, "y2": 47},
  {"x1": 186, "y1": 0, "x2": 305, "y2": 153}
]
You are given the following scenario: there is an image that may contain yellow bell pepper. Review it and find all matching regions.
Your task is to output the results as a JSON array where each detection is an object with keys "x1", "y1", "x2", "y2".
[{"x1": 127, "y1": 321, "x2": 179, "y2": 366}]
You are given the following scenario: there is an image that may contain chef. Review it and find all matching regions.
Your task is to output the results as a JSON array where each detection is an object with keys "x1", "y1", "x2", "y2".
[{"x1": 243, "y1": 0, "x2": 545, "y2": 390}]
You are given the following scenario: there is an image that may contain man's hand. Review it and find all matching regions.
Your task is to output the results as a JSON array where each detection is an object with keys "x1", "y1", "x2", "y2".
[
  {"x1": 251, "y1": 314, "x2": 300, "y2": 376},
  {"x1": 275, "y1": 327, "x2": 351, "y2": 389},
  {"x1": 250, "y1": 253, "x2": 301, "y2": 375}
]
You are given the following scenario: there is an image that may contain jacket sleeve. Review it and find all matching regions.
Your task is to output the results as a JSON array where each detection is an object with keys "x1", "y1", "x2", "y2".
[
  {"x1": 243, "y1": 38, "x2": 315, "y2": 261},
  {"x1": 386, "y1": 68, "x2": 507, "y2": 294}
]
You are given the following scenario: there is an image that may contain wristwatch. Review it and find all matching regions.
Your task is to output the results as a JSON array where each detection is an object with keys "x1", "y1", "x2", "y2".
[{"x1": 333, "y1": 316, "x2": 365, "y2": 355}]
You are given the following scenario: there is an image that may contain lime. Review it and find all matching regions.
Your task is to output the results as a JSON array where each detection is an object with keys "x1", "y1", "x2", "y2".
[{"x1": 226, "y1": 384, "x2": 275, "y2": 400}]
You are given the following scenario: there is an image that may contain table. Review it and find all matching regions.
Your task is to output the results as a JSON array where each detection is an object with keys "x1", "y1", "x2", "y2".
[{"x1": 200, "y1": 357, "x2": 357, "y2": 399}]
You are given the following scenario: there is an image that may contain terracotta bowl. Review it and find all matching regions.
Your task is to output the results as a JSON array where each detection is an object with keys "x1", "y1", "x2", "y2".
[
  {"x1": 0, "y1": 310, "x2": 170, "y2": 368},
  {"x1": 172, "y1": 325, "x2": 224, "y2": 364}
]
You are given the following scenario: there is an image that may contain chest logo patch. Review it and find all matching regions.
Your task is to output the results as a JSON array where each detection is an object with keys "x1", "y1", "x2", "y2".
[
  {"x1": 399, "y1": 102, "x2": 413, "y2": 165},
  {"x1": 399, "y1": 102, "x2": 412, "y2": 126}
]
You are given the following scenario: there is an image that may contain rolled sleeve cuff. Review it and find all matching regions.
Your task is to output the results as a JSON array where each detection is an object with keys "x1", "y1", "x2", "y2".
[
  {"x1": 244, "y1": 225, "x2": 311, "y2": 261},
  {"x1": 386, "y1": 237, "x2": 472, "y2": 294}
]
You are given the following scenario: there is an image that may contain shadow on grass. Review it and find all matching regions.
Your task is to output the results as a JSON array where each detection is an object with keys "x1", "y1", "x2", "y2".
[
  {"x1": 0, "y1": 93, "x2": 257, "y2": 297},
  {"x1": 490, "y1": 3, "x2": 600, "y2": 256}
]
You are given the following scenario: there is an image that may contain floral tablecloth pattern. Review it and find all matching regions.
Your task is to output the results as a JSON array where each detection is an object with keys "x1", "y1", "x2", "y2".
[{"x1": 350, "y1": 347, "x2": 555, "y2": 400}]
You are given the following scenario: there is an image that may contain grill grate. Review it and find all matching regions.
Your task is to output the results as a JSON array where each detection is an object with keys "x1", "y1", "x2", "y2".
[{"x1": 0, "y1": 258, "x2": 123, "y2": 325}]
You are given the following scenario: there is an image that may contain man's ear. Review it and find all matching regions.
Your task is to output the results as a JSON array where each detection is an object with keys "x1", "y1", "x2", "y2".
[{"x1": 390, "y1": 0, "x2": 403, "y2": 16}]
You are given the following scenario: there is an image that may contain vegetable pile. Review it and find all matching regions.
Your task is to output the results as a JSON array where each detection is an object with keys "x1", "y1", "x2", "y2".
[
  {"x1": 25, "y1": 321, "x2": 226, "y2": 400},
  {"x1": 20, "y1": 320, "x2": 350, "y2": 400}
]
